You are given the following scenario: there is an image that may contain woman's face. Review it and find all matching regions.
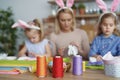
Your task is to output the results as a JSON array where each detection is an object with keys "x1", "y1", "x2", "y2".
[
  {"x1": 26, "y1": 29, "x2": 40, "y2": 43},
  {"x1": 58, "y1": 12, "x2": 73, "y2": 32},
  {"x1": 101, "y1": 17, "x2": 115, "y2": 37}
]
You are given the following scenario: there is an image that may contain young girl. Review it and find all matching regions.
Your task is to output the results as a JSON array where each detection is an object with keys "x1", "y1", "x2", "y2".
[
  {"x1": 12, "y1": 19, "x2": 52, "y2": 57},
  {"x1": 89, "y1": 0, "x2": 120, "y2": 61},
  {"x1": 89, "y1": 12, "x2": 120, "y2": 61}
]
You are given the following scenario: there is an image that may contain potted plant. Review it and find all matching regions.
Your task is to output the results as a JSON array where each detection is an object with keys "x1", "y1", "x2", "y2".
[
  {"x1": 0, "y1": 7, "x2": 17, "y2": 56},
  {"x1": 71, "y1": 4, "x2": 77, "y2": 15},
  {"x1": 78, "y1": 3, "x2": 86, "y2": 15}
]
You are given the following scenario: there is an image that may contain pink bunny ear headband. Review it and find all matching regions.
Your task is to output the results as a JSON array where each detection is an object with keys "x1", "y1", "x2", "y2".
[
  {"x1": 11, "y1": 20, "x2": 40, "y2": 30},
  {"x1": 55, "y1": 0, "x2": 74, "y2": 13},
  {"x1": 96, "y1": 0, "x2": 120, "y2": 23}
]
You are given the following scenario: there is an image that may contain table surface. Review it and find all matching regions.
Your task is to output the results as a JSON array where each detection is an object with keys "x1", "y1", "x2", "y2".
[{"x1": 0, "y1": 69, "x2": 120, "y2": 80}]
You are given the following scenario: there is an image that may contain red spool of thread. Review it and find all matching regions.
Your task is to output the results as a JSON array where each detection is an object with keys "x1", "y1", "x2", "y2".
[
  {"x1": 36, "y1": 56, "x2": 47, "y2": 77},
  {"x1": 52, "y1": 56, "x2": 63, "y2": 78}
]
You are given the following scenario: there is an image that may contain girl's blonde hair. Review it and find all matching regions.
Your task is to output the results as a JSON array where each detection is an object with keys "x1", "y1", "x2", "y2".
[
  {"x1": 25, "y1": 19, "x2": 44, "y2": 41},
  {"x1": 97, "y1": 13, "x2": 120, "y2": 36},
  {"x1": 55, "y1": 8, "x2": 76, "y2": 34}
]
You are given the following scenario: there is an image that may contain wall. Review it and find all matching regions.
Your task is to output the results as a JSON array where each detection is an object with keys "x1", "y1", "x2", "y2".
[{"x1": 0, "y1": 0, "x2": 52, "y2": 21}]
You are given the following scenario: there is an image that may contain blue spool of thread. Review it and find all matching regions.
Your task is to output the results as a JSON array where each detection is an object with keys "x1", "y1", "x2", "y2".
[{"x1": 72, "y1": 55, "x2": 82, "y2": 75}]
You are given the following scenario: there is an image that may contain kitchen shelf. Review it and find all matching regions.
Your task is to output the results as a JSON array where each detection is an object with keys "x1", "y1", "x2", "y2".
[
  {"x1": 46, "y1": 14, "x2": 99, "y2": 20},
  {"x1": 47, "y1": 13, "x2": 120, "y2": 20},
  {"x1": 48, "y1": 0, "x2": 93, "y2": 4},
  {"x1": 48, "y1": 0, "x2": 119, "y2": 19},
  {"x1": 48, "y1": 0, "x2": 112, "y2": 4},
  {"x1": 76, "y1": 13, "x2": 120, "y2": 19}
]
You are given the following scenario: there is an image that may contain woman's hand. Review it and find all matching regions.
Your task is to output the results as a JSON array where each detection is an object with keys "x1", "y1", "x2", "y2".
[
  {"x1": 70, "y1": 41, "x2": 79, "y2": 48},
  {"x1": 70, "y1": 41, "x2": 83, "y2": 54}
]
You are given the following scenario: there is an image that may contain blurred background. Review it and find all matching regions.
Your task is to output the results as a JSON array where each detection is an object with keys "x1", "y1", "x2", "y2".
[{"x1": 0, "y1": 0, "x2": 120, "y2": 56}]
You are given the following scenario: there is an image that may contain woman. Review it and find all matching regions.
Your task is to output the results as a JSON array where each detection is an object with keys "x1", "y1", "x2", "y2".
[{"x1": 50, "y1": 7, "x2": 90, "y2": 59}]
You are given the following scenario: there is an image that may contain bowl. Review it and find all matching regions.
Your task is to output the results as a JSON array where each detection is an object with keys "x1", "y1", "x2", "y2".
[{"x1": 48, "y1": 62, "x2": 71, "y2": 73}]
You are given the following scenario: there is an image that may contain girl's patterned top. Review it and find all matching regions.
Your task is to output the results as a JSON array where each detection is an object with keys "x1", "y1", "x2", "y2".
[{"x1": 89, "y1": 34, "x2": 120, "y2": 57}]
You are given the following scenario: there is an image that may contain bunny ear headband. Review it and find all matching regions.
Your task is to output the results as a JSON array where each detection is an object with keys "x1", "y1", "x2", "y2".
[
  {"x1": 11, "y1": 20, "x2": 40, "y2": 30},
  {"x1": 55, "y1": 0, "x2": 74, "y2": 13},
  {"x1": 96, "y1": 0, "x2": 120, "y2": 23}
]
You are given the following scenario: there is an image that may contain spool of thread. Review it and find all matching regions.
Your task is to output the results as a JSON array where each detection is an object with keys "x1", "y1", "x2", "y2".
[
  {"x1": 52, "y1": 56, "x2": 63, "y2": 78},
  {"x1": 36, "y1": 56, "x2": 47, "y2": 77},
  {"x1": 72, "y1": 55, "x2": 82, "y2": 75},
  {"x1": 82, "y1": 61, "x2": 86, "y2": 72}
]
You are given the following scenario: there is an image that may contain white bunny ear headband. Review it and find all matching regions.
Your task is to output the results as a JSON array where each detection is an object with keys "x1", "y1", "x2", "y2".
[
  {"x1": 55, "y1": 0, "x2": 74, "y2": 13},
  {"x1": 11, "y1": 20, "x2": 40, "y2": 30},
  {"x1": 96, "y1": 0, "x2": 120, "y2": 23}
]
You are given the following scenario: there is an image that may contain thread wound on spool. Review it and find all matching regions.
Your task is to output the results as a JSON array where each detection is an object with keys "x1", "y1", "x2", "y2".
[
  {"x1": 36, "y1": 56, "x2": 47, "y2": 77},
  {"x1": 72, "y1": 55, "x2": 82, "y2": 75},
  {"x1": 52, "y1": 56, "x2": 63, "y2": 78},
  {"x1": 82, "y1": 61, "x2": 86, "y2": 72}
]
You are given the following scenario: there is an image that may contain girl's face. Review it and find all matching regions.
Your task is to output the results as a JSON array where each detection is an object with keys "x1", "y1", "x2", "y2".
[
  {"x1": 58, "y1": 12, "x2": 73, "y2": 32},
  {"x1": 26, "y1": 29, "x2": 40, "y2": 43},
  {"x1": 101, "y1": 17, "x2": 115, "y2": 37}
]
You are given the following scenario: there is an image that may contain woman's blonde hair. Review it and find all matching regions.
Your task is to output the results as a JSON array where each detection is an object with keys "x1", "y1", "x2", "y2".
[
  {"x1": 25, "y1": 19, "x2": 44, "y2": 41},
  {"x1": 55, "y1": 8, "x2": 76, "y2": 34},
  {"x1": 97, "y1": 13, "x2": 120, "y2": 36}
]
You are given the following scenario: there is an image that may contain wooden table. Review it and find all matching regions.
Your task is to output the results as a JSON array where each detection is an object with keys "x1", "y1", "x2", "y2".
[{"x1": 0, "y1": 69, "x2": 120, "y2": 80}]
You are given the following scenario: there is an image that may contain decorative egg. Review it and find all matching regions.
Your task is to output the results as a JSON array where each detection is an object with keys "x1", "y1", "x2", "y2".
[{"x1": 48, "y1": 61, "x2": 53, "y2": 67}]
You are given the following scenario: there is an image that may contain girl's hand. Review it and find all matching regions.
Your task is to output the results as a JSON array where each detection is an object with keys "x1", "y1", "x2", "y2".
[
  {"x1": 29, "y1": 52, "x2": 39, "y2": 57},
  {"x1": 96, "y1": 55, "x2": 103, "y2": 61}
]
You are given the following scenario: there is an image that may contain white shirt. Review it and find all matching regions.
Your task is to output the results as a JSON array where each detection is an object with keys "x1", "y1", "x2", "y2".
[{"x1": 25, "y1": 39, "x2": 49, "y2": 57}]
